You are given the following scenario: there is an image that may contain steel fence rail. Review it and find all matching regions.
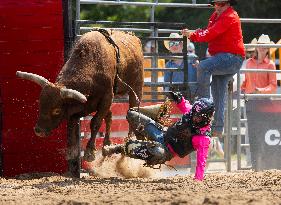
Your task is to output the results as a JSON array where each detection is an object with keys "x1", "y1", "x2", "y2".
[
  {"x1": 144, "y1": 68, "x2": 183, "y2": 71},
  {"x1": 244, "y1": 44, "x2": 281, "y2": 49},
  {"x1": 240, "y1": 69, "x2": 281, "y2": 73},
  {"x1": 144, "y1": 82, "x2": 197, "y2": 87},
  {"x1": 77, "y1": 20, "x2": 187, "y2": 27},
  {"x1": 80, "y1": 0, "x2": 211, "y2": 8},
  {"x1": 240, "y1": 18, "x2": 281, "y2": 23},
  {"x1": 240, "y1": 94, "x2": 281, "y2": 98},
  {"x1": 80, "y1": 27, "x2": 152, "y2": 33},
  {"x1": 79, "y1": 27, "x2": 189, "y2": 33}
]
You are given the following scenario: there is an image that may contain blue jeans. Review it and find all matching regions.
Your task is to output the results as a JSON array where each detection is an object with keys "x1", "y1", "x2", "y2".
[
  {"x1": 144, "y1": 123, "x2": 165, "y2": 145},
  {"x1": 197, "y1": 53, "x2": 243, "y2": 132},
  {"x1": 127, "y1": 110, "x2": 165, "y2": 144}
]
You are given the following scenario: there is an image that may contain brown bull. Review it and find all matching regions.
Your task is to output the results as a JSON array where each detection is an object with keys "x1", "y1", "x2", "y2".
[{"x1": 16, "y1": 30, "x2": 144, "y2": 164}]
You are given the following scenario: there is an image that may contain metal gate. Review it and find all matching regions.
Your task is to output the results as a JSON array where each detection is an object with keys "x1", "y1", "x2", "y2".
[
  {"x1": 69, "y1": 0, "x2": 281, "y2": 176},
  {"x1": 234, "y1": 29, "x2": 281, "y2": 170}
]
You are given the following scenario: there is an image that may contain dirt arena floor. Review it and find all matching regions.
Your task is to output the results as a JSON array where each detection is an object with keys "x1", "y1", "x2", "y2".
[{"x1": 1, "y1": 154, "x2": 281, "y2": 205}]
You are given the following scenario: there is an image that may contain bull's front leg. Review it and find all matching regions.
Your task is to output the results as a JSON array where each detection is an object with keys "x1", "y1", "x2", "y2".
[
  {"x1": 83, "y1": 114, "x2": 103, "y2": 162},
  {"x1": 83, "y1": 93, "x2": 113, "y2": 162},
  {"x1": 67, "y1": 116, "x2": 80, "y2": 177}
]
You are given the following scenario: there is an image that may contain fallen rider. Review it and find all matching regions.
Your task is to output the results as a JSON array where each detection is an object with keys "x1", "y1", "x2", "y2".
[{"x1": 102, "y1": 92, "x2": 215, "y2": 181}]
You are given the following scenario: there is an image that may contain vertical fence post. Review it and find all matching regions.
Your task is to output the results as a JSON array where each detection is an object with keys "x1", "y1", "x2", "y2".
[
  {"x1": 76, "y1": 0, "x2": 81, "y2": 36},
  {"x1": 63, "y1": 0, "x2": 74, "y2": 61},
  {"x1": 151, "y1": 0, "x2": 158, "y2": 100},
  {"x1": 226, "y1": 80, "x2": 233, "y2": 171},
  {"x1": 237, "y1": 70, "x2": 242, "y2": 170},
  {"x1": 183, "y1": 36, "x2": 189, "y2": 97}
]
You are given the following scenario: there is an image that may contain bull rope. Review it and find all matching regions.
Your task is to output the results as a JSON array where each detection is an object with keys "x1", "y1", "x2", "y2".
[{"x1": 91, "y1": 28, "x2": 140, "y2": 105}]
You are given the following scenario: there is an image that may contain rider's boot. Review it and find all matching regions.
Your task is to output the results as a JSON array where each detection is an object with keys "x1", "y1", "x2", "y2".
[{"x1": 102, "y1": 144, "x2": 125, "y2": 157}]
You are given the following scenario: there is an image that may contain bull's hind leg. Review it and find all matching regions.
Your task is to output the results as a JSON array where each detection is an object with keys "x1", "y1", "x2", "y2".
[
  {"x1": 84, "y1": 95, "x2": 113, "y2": 162},
  {"x1": 103, "y1": 110, "x2": 112, "y2": 146}
]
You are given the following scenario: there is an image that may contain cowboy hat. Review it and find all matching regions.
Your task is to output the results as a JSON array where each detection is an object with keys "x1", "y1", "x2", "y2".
[
  {"x1": 209, "y1": 0, "x2": 237, "y2": 6},
  {"x1": 164, "y1": 33, "x2": 191, "y2": 51},
  {"x1": 246, "y1": 38, "x2": 258, "y2": 52},
  {"x1": 257, "y1": 34, "x2": 275, "y2": 44}
]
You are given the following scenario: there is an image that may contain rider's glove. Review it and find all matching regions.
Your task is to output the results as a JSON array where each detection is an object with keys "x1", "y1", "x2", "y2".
[{"x1": 168, "y1": 91, "x2": 183, "y2": 104}]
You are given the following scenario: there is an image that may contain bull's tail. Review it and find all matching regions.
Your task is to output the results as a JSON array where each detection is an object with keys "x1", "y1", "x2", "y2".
[{"x1": 116, "y1": 74, "x2": 140, "y2": 107}]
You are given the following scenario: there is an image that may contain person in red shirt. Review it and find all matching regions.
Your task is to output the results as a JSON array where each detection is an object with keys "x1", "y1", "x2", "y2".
[
  {"x1": 181, "y1": 0, "x2": 245, "y2": 137},
  {"x1": 241, "y1": 34, "x2": 277, "y2": 94}
]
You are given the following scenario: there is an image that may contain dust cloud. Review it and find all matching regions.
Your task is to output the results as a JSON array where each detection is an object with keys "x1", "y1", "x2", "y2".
[{"x1": 85, "y1": 151, "x2": 156, "y2": 178}]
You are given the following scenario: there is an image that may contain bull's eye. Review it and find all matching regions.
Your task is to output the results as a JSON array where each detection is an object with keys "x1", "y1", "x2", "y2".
[{"x1": 52, "y1": 108, "x2": 61, "y2": 116}]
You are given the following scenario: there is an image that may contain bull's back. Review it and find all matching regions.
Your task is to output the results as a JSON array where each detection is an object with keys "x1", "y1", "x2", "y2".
[{"x1": 112, "y1": 31, "x2": 143, "y2": 66}]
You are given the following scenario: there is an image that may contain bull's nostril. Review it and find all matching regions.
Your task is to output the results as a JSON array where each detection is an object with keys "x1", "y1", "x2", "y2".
[
  {"x1": 34, "y1": 126, "x2": 41, "y2": 133},
  {"x1": 34, "y1": 126, "x2": 49, "y2": 137}
]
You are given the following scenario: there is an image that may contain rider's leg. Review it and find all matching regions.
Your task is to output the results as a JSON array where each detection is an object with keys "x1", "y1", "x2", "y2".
[
  {"x1": 125, "y1": 140, "x2": 172, "y2": 165},
  {"x1": 102, "y1": 144, "x2": 125, "y2": 156},
  {"x1": 127, "y1": 109, "x2": 165, "y2": 142}
]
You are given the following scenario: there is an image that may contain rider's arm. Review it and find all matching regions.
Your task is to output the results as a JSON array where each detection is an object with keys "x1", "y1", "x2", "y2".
[{"x1": 192, "y1": 135, "x2": 211, "y2": 181}]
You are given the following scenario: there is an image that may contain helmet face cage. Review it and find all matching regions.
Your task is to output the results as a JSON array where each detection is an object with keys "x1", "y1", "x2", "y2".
[{"x1": 191, "y1": 98, "x2": 215, "y2": 128}]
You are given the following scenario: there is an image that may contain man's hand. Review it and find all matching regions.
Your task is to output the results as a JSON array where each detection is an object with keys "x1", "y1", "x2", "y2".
[
  {"x1": 181, "y1": 28, "x2": 191, "y2": 38},
  {"x1": 192, "y1": 59, "x2": 200, "y2": 68},
  {"x1": 254, "y1": 87, "x2": 263, "y2": 94},
  {"x1": 168, "y1": 91, "x2": 183, "y2": 104}
]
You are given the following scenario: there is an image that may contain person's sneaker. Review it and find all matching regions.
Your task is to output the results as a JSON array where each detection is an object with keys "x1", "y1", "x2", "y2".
[{"x1": 212, "y1": 130, "x2": 223, "y2": 138}]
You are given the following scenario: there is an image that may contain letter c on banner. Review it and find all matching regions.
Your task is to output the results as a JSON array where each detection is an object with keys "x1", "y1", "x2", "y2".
[{"x1": 264, "y1": 130, "x2": 281, "y2": 145}]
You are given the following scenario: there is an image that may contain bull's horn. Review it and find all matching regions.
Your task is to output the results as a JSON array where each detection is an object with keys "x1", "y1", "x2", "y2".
[
  {"x1": 16, "y1": 71, "x2": 50, "y2": 87},
  {"x1": 60, "y1": 88, "x2": 87, "y2": 103}
]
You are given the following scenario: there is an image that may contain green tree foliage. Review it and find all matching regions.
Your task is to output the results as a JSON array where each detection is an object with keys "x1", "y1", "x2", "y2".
[{"x1": 80, "y1": 4, "x2": 151, "y2": 22}]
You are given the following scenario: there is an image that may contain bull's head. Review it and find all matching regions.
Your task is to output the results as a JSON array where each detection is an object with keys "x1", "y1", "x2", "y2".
[{"x1": 16, "y1": 71, "x2": 87, "y2": 137}]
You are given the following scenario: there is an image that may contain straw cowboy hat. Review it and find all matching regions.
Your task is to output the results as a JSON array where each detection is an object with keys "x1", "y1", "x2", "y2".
[
  {"x1": 164, "y1": 33, "x2": 191, "y2": 51},
  {"x1": 246, "y1": 38, "x2": 258, "y2": 52},
  {"x1": 257, "y1": 34, "x2": 275, "y2": 56},
  {"x1": 257, "y1": 34, "x2": 275, "y2": 44}
]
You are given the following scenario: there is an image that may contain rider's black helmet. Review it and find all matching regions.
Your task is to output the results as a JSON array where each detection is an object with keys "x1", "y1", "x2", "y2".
[
  {"x1": 208, "y1": 0, "x2": 237, "y2": 6},
  {"x1": 191, "y1": 98, "x2": 215, "y2": 128}
]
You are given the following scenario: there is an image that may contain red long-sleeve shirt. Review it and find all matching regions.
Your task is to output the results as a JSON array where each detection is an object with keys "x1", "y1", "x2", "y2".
[{"x1": 189, "y1": 7, "x2": 245, "y2": 58}]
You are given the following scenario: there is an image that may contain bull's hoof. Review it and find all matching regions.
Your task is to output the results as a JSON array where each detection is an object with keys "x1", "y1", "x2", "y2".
[
  {"x1": 83, "y1": 149, "x2": 95, "y2": 162},
  {"x1": 103, "y1": 138, "x2": 111, "y2": 146}
]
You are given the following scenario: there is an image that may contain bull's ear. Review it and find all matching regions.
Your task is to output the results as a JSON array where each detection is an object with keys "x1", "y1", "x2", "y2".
[
  {"x1": 16, "y1": 71, "x2": 50, "y2": 87},
  {"x1": 60, "y1": 88, "x2": 87, "y2": 103}
]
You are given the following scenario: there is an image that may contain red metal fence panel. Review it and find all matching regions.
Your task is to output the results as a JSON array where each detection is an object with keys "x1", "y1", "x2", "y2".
[{"x1": 0, "y1": 0, "x2": 66, "y2": 177}]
